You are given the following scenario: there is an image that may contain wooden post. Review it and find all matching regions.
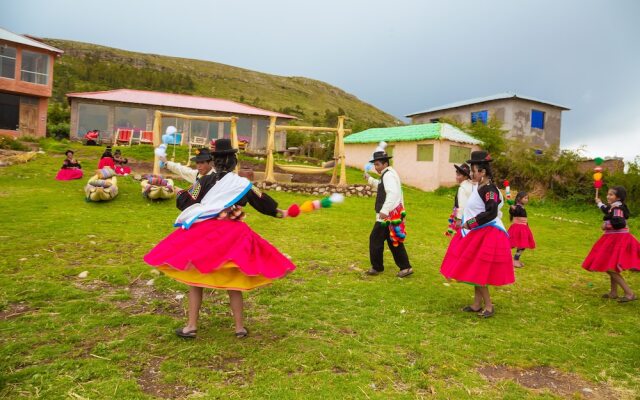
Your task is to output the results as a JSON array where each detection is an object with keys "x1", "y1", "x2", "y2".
[
  {"x1": 330, "y1": 122, "x2": 340, "y2": 185},
  {"x1": 265, "y1": 116, "x2": 276, "y2": 182},
  {"x1": 152, "y1": 111, "x2": 161, "y2": 175},
  {"x1": 337, "y1": 115, "x2": 347, "y2": 186},
  {"x1": 230, "y1": 117, "x2": 239, "y2": 172}
]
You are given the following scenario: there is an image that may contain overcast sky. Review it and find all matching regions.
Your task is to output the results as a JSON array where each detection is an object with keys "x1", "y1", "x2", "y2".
[{"x1": 3, "y1": 0, "x2": 639, "y2": 160}]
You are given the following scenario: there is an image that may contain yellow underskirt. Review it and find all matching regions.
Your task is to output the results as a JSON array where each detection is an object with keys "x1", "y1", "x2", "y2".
[{"x1": 156, "y1": 262, "x2": 272, "y2": 291}]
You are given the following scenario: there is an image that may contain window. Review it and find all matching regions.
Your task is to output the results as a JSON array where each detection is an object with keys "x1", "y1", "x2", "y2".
[
  {"x1": 449, "y1": 145, "x2": 471, "y2": 164},
  {"x1": 470, "y1": 110, "x2": 488, "y2": 125},
  {"x1": 430, "y1": 118, "x2": 440, "y2": 123},
  {"x1": 20, "y1": 50, "x2": 49, "y2": 85},
  {"x1": 531, "y1": 109, "x2": 545, "y2": 129},
  {"x1": 0, "y1": 45, "x2": 16, "y2": 79},
  {"x1": 386, "y1": 145, "x2": 394, "y2": 165},
  {"x1": 77, "y1": 103, "x2": 109, "y2": 139},
  {"x1": 416, "y1": 144, "x2": 434, "y2": 161},
  {"x1": 115, "y1": 106, "x2": 147, "y2": 132},
  {"x1": 0, "y1": 93, "x2": 19, "y2": 130}
]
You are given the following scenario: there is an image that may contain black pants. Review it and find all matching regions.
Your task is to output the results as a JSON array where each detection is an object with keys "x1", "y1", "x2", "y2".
[{"x1": 369, "y1": 222, "x2": 412, "y2": 272}]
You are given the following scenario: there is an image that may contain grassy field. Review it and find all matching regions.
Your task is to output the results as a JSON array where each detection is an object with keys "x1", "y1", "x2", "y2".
[{"x1": 0, "y1": 142, "x2": 639, "y2": 399}]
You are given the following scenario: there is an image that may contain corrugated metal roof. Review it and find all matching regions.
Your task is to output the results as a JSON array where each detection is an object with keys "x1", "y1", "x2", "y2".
[
  {"x1": 406, "y1": 92, "x2": 570, "y2": 117},
  {"x1": 66, "y1": 89, "x2": 296, "y2": 119},
  {"x1": 0, "y1": 27, "x2": 63, "y2": 54},
  {"x1": 344, "y1": 123, "x2": 482, "y2": 145}
]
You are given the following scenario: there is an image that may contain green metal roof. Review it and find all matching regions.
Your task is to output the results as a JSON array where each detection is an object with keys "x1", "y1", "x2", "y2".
[{"x1": 344, "y1": 123, "x2": 482, "y2": 145}]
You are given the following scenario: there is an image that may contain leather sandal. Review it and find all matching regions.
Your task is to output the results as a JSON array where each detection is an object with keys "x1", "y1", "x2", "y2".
[
  {"x1": 175, "y1": 328, "x2": 197, "y2": 339},
  {"x1": 396, "y1": 268, "x2": 413, "y2": 278},
  {"x1": 235, "y1": 328, "x2": 249, "y2": 339},
  {"x1": 462, "y1": 305, "x2": 482, "y2": 312},
  {"x1": 601, "y1": 293, "x2": 618, "y2": 299},
  {"x1": 617, "y1": 296, "x2": 637, "y2": 303},
  {"x1": 365, "y1": 268, "x2": 381, "y2": 276},
  {"x1": 478, "y1": 308, "x2": 495, "y2": 318}
]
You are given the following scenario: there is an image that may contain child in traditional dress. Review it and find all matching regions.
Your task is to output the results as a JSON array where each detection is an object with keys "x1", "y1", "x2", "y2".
[
  {"x1": 582, "y1": 186, "x2": 639, "y2": 302},
  {"x1": 440, "y1": 151, "x2": 514, "y2": 318},
  {"x1": 98, "y1": 146, "x2": 115, "y2": 169},
  {"x1": 145, "y1": 139, "x2": 295, "y2": 339},
  {"x1": 113, "y1": 149, "x2": 131, "y2": 175},
  {"x1": 508, "y1": 191, "x2": 536, "y2": 267},
  {"x1": 441, "y1": 163, "x2": 473, "y2": 268},
  {"x1": 55, "y1": 150, "x2": 83, "y2": 180}
]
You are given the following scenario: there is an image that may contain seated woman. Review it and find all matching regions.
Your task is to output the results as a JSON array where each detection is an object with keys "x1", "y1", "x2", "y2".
[
  {"x1": 98, "y1": 146, "x2": 116, "y2": 169},
  {"x1": 113, "y1": 149, "x2": 131, "y2": 175},
  {"x1": 84, "y1": 130, "x2": 100, "y2": 146},
  {"x1": 55, "y1": 150, "x2": 83, "y2": 180}
]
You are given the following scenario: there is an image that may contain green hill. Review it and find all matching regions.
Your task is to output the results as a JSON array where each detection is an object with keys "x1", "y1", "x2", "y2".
[{"x1": 42, "y1": 38, "x2": 400, "y2": 131}]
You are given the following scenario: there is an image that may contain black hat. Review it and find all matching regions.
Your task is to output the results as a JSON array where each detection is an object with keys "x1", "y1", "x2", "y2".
[
  {"x1": 191, "y1": 147, "x2": 213, "y2": 162},
  {"x1": 211, "y1": 139, "x2": 238, "y2": 156},
  {"x1": 467, "y1": 150, "x2": 493, "y2": 164},
  {"x1": 454, "y1": 163, "x2": 471, "y2": 178},
  {"x1": 65, "y1": 149, "x2": 74, "y2": 156},
  {"x1": 369, "y1": 151, "x2": 392, "y2": 163}
]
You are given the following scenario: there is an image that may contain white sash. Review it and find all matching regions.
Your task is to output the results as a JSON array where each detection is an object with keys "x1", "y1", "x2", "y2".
[{"x1": 174, "y1": 173, "x2": 252, "y2": 229}]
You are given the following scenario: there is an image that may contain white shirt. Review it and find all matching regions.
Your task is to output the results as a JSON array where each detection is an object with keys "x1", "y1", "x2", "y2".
[
  {"x1": 456, "y1": 180, "x2": 474, "y2": 220},
  {"x1": 166, "y1": 161, "x2": 214, "y2": 184},
  {"x1": 367, "y1": 166, "x2": 403, "y2": 221}
]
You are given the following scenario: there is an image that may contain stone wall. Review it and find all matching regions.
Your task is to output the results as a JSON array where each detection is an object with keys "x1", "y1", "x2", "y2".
[{"x1": 253, "y1": 181, "x2": 376, "y2": 197}]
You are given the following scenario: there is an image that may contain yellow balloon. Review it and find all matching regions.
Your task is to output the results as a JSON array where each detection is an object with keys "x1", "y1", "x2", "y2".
[
  {"x1": 593, "y1": 172, "x2": 603, "y2": 181},
  {"x1": 300, "y1": 201, "x2": 315, "y2": 212}
]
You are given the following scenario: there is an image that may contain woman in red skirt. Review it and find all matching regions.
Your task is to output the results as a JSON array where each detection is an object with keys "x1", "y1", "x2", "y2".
[
  {"x1": 582, "y1": 186, "x2": 639, "y2": 302},
  {"x1": 145, "y1": 140, "x2": 295, "y2": 339},
  {"x1": 508, "y1": 191, "x2": 536, "y2": 268},
  {"x1": 55, "y1": 150, "x2": 83, "y2": 180},
  {"x1": 440, "y1": 151, "x2": 514, "y2": 318}
]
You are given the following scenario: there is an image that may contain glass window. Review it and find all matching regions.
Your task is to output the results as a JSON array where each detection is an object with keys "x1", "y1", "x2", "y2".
[
  {"x1": 21, "y1": 50, "x2": 49, "y2": 85},
  {"x1": 449, "y1": 145, "x2": 471, "y2": 163},
  {"x1": 0, "y1": 93, "x2": 19, "y2": 130},
  {"x1": 470, "y1": 110, "x2": 488, "y2": 125},
  {"x1": 115, "y1": 106, "x2": 147, "y2": 132},
  {"x1": 191, "y1": 120, "x2": 210, "y2": 140},
  {"x1": 77, "y1": 103, "x2": 109, "y2": 139},
  {"x1": 531, "y1": 109, "x2": 545, "y2": 129},
  {"x1": 416, "y1": 144, "x2": 434, "y2": 162},
  {"x1": 254, "y1": 119, "x2": 269, "y2": 149},
  {"x1": 0, "y1": 46, "x2": 16, "y2": 79},
  {"x1": 236, "y1": 118, "x2": 253, "y2": 143}
]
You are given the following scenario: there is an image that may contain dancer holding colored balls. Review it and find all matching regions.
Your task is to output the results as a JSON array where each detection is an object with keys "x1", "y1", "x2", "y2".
[{"x1": 363, "y1": 142, "x2": 413, "y2": 278}]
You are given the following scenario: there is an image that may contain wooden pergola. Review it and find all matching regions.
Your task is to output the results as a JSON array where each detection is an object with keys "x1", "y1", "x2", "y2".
[
  {"x1": 265, "y1": 115, "x2": 351, "y2": 186},
  {"x1": 151, "y1": 111, "x2": 239, "y2": 175}
]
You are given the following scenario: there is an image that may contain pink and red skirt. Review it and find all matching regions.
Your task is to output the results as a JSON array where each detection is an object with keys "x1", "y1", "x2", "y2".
[
  {"x1": 55, "y1": 169, "x2": 83, "y2": 180},
  {"x1": 115, "y1": 166, "x2": 131, "y2": 175},
  {"x1": 507, "y1": 222, "x2": 536, "y2": 249},
  {"x1": 582, "y1": 229, "x2": 640, "y2": 273},
  {"x1": 440, "y1": 226, "x2": 514, "y2": 286},
  {"x1": 144, "y1": 219, "x2": 296, "y2": 291}
]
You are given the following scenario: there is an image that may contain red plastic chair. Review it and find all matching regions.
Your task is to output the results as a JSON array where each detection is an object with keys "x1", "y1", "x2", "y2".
[
  {"x1": 138, "y1": 130, "x2": 154, "y2": 145},
  {"x1": 114, "y1": 129, "x2": 133, "y2": 146}
]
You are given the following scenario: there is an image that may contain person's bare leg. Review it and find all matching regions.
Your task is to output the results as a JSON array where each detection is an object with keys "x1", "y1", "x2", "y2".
[
  {"x1": 227, "y1": 290, "x2": 245, "y2": 333},
  {"x1": 183, "y1": 286, "x2": 203, "y2": 332},
  {"x1": 478, "y1": 286, "x2": 493, "y2": 312},
  {"x1": 605, "y1": 271, "x2": 619, "y2": 298},
  {"x1": 472, "y1": 286, "x2": 482, "y2": 310},
  {"x1": 610, "y1": 272, "x2": 635, "y2": 300}
]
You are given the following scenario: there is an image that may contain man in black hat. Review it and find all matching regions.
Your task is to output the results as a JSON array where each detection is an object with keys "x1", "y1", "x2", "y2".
[
  {"x1": 363, "y1": 143, "x2": 413, "y2": 277},
  {"x1": 159, "y1": 146, "x2": 215, "y2": 183}
]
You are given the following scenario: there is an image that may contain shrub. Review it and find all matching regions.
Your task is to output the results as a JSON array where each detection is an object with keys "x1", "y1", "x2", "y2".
[
  {"x1": 0, "y1": 134, "x2": 28, "y2": 151},
  {"x1": 47, "y1": 122, "x2": 70, "y2": 140}
]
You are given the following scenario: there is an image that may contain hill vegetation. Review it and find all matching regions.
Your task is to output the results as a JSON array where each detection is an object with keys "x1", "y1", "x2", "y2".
[{"x1": 41, "y1": 38, "x2": 400, "y2": 133}]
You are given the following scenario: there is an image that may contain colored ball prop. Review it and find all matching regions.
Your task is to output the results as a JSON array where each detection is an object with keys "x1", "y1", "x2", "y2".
[
  {"x1": 287, "y1": 204, "x2": 300, "y2": 218},
  {"x1": 594, "y1": 157, "x2": 604, "y2": 166},
  {"x1": 300, "y1": 201, "x2": 315, "y2": 213},
  {"x1": 593, "y1": 180, "x2": 603, "y2": 189},
  {"x1": 593, "y1": 172, "x2": 603, "y2": 181}
]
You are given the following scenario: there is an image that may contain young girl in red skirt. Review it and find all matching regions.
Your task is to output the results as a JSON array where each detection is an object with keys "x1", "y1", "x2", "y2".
[
  {"x1": 508, "y1": 191, "x2": 536, "y2": 268},
  {"x1": 582, "y1": 186, "x2": 639, "y2": 303},
  {"x1": 440, "y1": 151, "x2": 514, "y2": 318},
  {"x1": 144, "y1": 140, "x2": 296, "y2": 339},
  {"x1": 55, "y1": 150, "x2": 83, "y2": 180},
  {"x1": 441, "y1": 163, "x2": 473, "y2": 270}
]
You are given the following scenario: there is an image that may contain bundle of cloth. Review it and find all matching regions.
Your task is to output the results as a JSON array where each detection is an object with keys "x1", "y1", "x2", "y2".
[
  {"x1": 85, "y1": 167, "x2": 119, "y2": 201},
  {"x1": 141, "y1": 174, "x2": 175, "y2": 200}
]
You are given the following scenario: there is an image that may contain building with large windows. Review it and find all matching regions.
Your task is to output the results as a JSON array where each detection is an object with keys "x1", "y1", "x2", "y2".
[
  {"x1": 67, "y1": 89, "x2": 295, "y2": 151},
  {"x1": 406, "y1": 93, "x2": 570, "y2": 150},
  {"x1": 0, "y1": 27, "x2": 63, "y2": 137}
]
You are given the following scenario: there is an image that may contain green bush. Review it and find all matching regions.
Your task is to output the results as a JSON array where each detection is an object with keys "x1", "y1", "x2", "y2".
[
  {"x1": 0, "y1": 134, "x2": 29, "y2": 151},
  {"x1": 47, "y1": 122, "x2": 70, "y2": 140}
]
